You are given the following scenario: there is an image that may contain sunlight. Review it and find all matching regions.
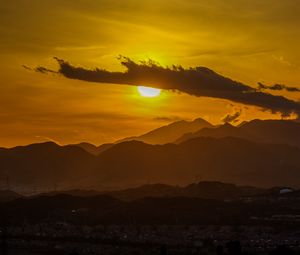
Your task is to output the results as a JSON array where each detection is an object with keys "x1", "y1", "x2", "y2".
[{"x1": 137, "y1": 86, "x2": 161, "y2": 98}]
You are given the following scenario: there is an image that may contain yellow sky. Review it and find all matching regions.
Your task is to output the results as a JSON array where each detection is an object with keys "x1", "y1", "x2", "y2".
[{"x1": 0, "y1": 0, "x2": 300, "y2": 147}]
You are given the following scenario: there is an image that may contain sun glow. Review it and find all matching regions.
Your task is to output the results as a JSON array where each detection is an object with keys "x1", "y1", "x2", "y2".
[{"x1": 137, "y1": 86, "x2": 161, "y2": 97}]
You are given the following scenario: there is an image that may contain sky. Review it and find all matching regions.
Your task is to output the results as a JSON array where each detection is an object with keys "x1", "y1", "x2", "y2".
[{"x1": 0, "y1": 0, "x2": 300, "y2": 147}]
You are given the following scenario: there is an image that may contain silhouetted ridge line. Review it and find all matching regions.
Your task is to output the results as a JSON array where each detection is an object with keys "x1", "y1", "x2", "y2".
[{"x1": 1, "y1": 120, "x2": 300, "y2": 190}]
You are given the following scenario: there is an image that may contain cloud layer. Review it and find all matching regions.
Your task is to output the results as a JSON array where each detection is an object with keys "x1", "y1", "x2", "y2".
[{"x1": 49, "y1": 57, "x2": 300, "y2": 119}]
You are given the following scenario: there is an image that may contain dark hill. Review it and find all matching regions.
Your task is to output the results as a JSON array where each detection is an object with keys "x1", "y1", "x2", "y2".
[
  {"x1": 1, "y1": 136, "x2": 300, "y2": 190},
  {"x1": 0, "y1": 142, "x2": 96, "y2": 189},
  {"x1": 92, "y1": 137, "x2": 300, "y2": 188},
  {"x1": 73, "y1": 142, "x2": 114, "y2": 155}
]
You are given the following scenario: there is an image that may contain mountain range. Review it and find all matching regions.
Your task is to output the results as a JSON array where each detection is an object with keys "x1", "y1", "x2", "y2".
[
  {"x1": 1, "y1": 118, "x2": 300, "y2": 191},
  {"x1": 116, "y1": 118, "x2": 213, "y2": 145},
  {"x1": 74, "y1": 118, "x2": 300, "y2": 155},
  {"x1": 175, "y1": 119, "x2": 300, "y2": 147},
  {"x1": 74, "y1": 118, "x2": 213, "y2": 155}
]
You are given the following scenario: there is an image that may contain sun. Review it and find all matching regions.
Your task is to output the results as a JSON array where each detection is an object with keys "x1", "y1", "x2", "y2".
[{"x1": 137, "y1": 86, "x2": 161, "y2": 97}]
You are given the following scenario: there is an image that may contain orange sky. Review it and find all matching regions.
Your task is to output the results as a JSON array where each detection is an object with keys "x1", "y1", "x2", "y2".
[{"x1": 0, "y1": 0, "x2": 300, "y2": 147}]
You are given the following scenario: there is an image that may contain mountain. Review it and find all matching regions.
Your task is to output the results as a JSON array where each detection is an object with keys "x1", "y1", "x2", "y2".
[
  {"x1": 0, "y1": 142, "x2": 96, "y2": 190},
  {"x1": 175, "y1": 119, "x2": 300, "y2": 147},
  {"x1": 75, "y1": 118, "x2": 213, "y2": 154},
  {"x1": 116, "y1": 118, "x2": 213, "y2": 145},
  {"x1": 176, "y1": 122, "x2": 236, "y2": 144},
  {"x1": 74, "y1": 142, "x2": 113, "y2": 155},
  {"x1": 92, "y1": 136, "x2": 300, "y2": 188},
  {"x1": 1, "y1": 136, "x2": 300, "y2": 190}
]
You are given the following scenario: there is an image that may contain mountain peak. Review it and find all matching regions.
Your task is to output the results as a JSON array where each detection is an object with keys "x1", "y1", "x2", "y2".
[
  {"x1": 115, "y1": 117, "x2": 213, "y2": 145},
  {"x1": 176, "y1": 119, "x2": 300, "y2": 148},
  {"x1": 12, "y1": 141, "x2": 60, "y2": 151},
  {"x1": 193, "y1": 117, "x2": 211, "y2": 124}
]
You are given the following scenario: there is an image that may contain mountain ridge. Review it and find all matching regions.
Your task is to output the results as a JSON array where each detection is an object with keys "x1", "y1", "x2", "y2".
[
  {"x1": 1, "y1": 119, "x2": 300, "y2": 191},
  {"x1": 115, "y1": 117, "x2": 213, "y2": 145},
  {"x1": 175, "y1": 119, "x2": 300, "y2": 147}
]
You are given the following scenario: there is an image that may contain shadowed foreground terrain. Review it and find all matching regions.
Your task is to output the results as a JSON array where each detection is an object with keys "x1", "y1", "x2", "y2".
[{"x1": 0, "y1": 182, "x2": 299, "y2": 254}]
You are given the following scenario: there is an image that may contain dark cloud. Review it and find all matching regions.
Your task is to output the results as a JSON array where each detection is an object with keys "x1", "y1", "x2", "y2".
[
  {"x1": 222, "y1": 110, "x2": 241, "y2": 123},
  {"x1": 22, "y1": 65, "x2": 57, "y2": 74},
  {"x1": 258, "y1": 82, "x2": 300, "y2": 92},
  {"x1": 41, "y1": 56, "x2": 300, "y2": 119},
  {"x1": 22, "y1": 65, "x2": 32, "y2": 71},
  {"x1": 35, "y1": 66, "x2": 57, "y2": 74}
]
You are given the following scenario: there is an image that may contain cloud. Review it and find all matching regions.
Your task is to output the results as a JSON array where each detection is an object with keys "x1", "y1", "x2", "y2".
[
  {"x1": 222, "y1": 110, "x2": 241, "y2": 123},
  {"x1": 39, "y1": 56, "x2": 300, "y2": 119},
  {"x1": 153, "y1": 116, "x2": 181, "y2": 122},
  {"x1": 22, "y1": 65, "x2": 57, "y2": 74},
  {"x1": 258, "y1": 82, "x2": 300, "y2": 92}
]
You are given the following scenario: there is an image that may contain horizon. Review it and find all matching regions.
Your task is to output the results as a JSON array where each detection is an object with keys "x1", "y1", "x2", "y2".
[{"x1": 1, "y1": 117, "x2": 299, "y2": 148}]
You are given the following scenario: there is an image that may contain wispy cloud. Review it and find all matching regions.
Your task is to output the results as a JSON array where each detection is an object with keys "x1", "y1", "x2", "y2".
[
  {"x1": 258, "y1": 82, "x2": 300, "y2": 92},
  {"x1": 22, "y1": 65, "x2": 57, "y2": 74}
]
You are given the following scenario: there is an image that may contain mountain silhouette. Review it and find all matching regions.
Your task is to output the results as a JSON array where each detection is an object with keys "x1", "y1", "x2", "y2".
[
  {"x1": 1, "y1": 120, "x2": 300, "y2": 191},
  {"x1": 73, "y1": 118, "x2": 212, "y2": 154},
  {"x1": 93, "y1": 137, "x2": 300, "y2": 188},
  {"x1": 176, "y1": 119, "x2": 300, "y2": 147},
  {"x1": 0, "y1": 142, "x2": 96, "y2": 190},
  {"x1": 74, "y1": 142, "x2": 114, "y2": 155},
  {"x1": 116, "y1": 118, "x2": 213, "y2": 145}
]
